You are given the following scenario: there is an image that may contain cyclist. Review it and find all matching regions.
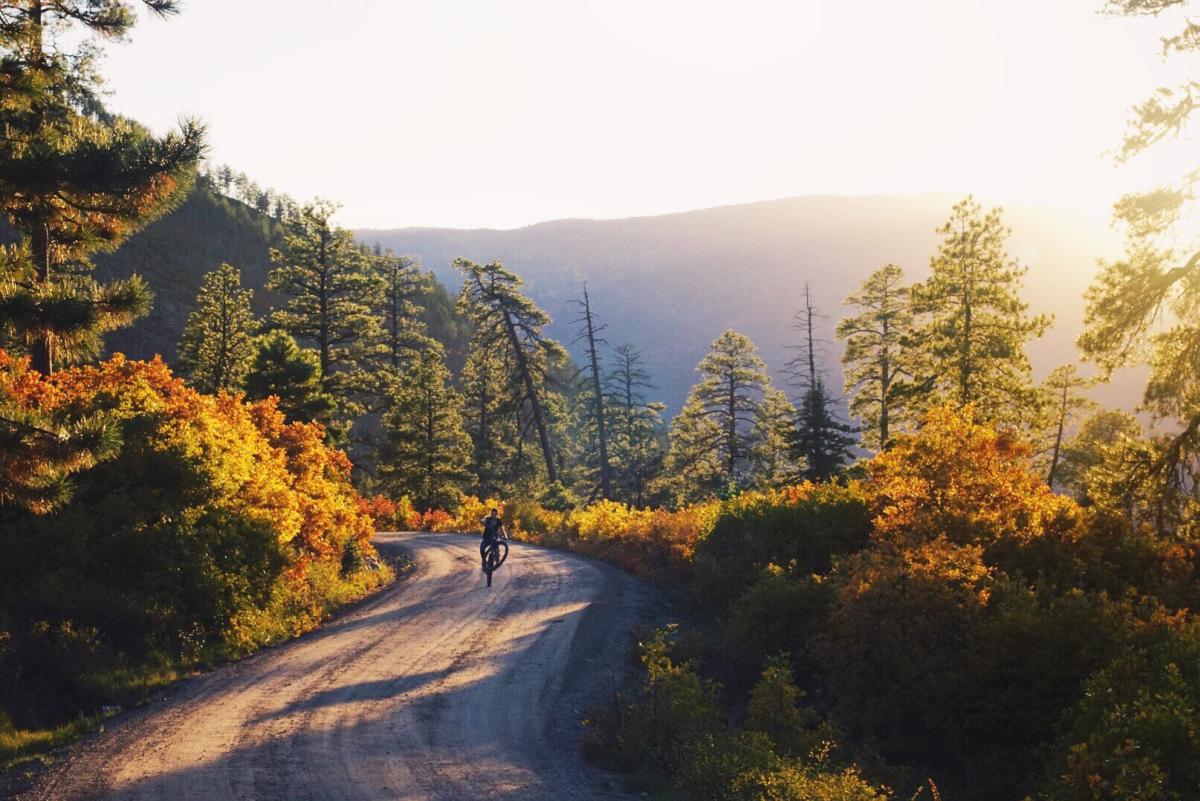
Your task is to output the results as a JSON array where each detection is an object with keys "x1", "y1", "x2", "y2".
[{"x1": 480, "y1": 507, "x2": 508, "y2": 571}]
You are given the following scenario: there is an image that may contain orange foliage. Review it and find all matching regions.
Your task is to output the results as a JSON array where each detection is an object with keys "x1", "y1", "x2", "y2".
[
  {"x1": 358, "y1": 494, "x2": 421, "y2": 531},
  {"x1": 7, "y1": 352, "x2": 377, "y2": 571},
  {"x1": 867, "y1": 405, "x2": 1079, "y2": 550}
]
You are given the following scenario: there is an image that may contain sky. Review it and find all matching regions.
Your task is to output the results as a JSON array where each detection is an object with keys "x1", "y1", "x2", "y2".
[{"x1": 96, "y1": 0, "x2": 1196, "y2": 230}]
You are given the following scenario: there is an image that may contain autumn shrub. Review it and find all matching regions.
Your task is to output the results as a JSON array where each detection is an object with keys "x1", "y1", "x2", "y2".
[
  {"x1": 729, "y1": 762, "x2": 888, "y2": 801},
  {"x1": 866, "y1": 405, "x2": 1079, "y2": 557},
  {"x1": 419, "y1": 508, "x2": 454, "y2": 532},
  {"x1": 0, "y1": 353, "x2": 389, "y2": 729},
  {"x1": 359, "y1": 494, "x2": 420, "y2": 531}
]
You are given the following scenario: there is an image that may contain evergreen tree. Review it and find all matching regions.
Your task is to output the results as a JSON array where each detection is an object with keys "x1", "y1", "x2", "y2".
[
  {"x1": 837, "y1": 263, "x2": 914, "y2": 450},
  {"x1": 1036, "y1": 364, "x2": 1096, "y2": 488},
  {"x1": 907, "y1": 197, "x2": 1051, "y2": 425},
  {"x1": 459, "y1": 339, "x2": 516, "y2": 497},
  {"x1": 371, "y1": 250, "x2": 430, "y2": 370},
  {"x1": 242, "y1": 330, "x2": 335, "y2": 426},
  {"x1": 0, "y1": 387, "x2": 119, "y2": 514},
  {"x1": 789, "y1": 285, "x2": 855, "y2": 481},
  {"x1": 665, "y1": 330, "x2": 781, "y2": 499},
  {"x1": 604, "y1": 343, "x2": 666, "y2": 505},
  {"x1": 661, "y1": 394, "x2": 725, "y2": 505},
  {"x1": 377, "y1": 345, "x2": 471, "y2": 511},
  {"x1": 267, "y1": 201, "x2": 382, "y2": 411},
  {"x1": 793, "y1": 377, "x2": 855, "y2": 482},
  {"x1": 0, "y1": 0, "x2": 204, "y2": 374},
  {"x1": 455, "y1": 259, "x2": 567, "y2": 484},
  {"x1": 571, "y1": 284, "x2": 613, "y2": 499},
  {"x1": 752, "y1": 386, "x2": 802, "y2": 488},
  {"x1": 177, "y1": 263, "x2": 257, "y2": 393},
  {"x1": 1078, "y1": 1, "x2": 1200, "y2": 516}
]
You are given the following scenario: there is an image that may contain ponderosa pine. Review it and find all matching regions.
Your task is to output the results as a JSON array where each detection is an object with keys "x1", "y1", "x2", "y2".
[
  {"x1": 177, "y1": 263, "x2": 257, "y2": 394},
  {"x1": 0, "y1": 0, "x2": 204, "y2": 374}
]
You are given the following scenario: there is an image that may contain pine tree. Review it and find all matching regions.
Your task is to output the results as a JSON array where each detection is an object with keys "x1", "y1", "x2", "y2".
[
  {"x1": 371, "y1": 250, "x2": 430, "y2": 370},
  {"x1": 661, "y1": 394, "x2": 725, "y2": 505},
  {"x1": 377, "y1": 345, "x2": 471, "y2": 511},
  {"x1": 907, "y1": 197, "x2": 1051, "y2": 425},
  {"x1": 177, "y1": 263, "x2": 257, "y2": 393},
  {"x1": 242, "y1": 330, "x2": 336, "y2": 426},
  {"x1": 455, "y1": 259, "x2": 567, "y2": 484},
  {"x1": 665, "y1": 330, "x2": 779, "y2": 498},
  {"x1": 571, "y1": 284, "x2": 613, "y2": 499},
  {"x1": 752, "y1": 386, "x2": 802, "y2": 488},
  {"x1": 788, "y1": 285, "x2": 855, "y2": 481},
  {"x1": 459, "y1": 339, "x2": 516, "y2": 497},
  {"x1": 837, "y1": 264, "x2": 914, "y2": 450},
  {"x1": 604, "y1": 343, "x2": 665, "y2": 505},
  {"x1": 1077, "y1": 2, "x2": 1200, "y2": 514},
  {"x1": 0, "y1": 381, "x2": 119, "y2": 513},
  {"x1": 0, "y1": 0, "x2": 205, "y2": 374},
  {"x1": 267, "y1": 201, "x2": 382, "y2": 412},
  {"x1": 793, "y1": 377, "x2": 856, "y2": 482},
  {"x1": 1036, "y1": 365, "x2": 1097, "y2": 489}
]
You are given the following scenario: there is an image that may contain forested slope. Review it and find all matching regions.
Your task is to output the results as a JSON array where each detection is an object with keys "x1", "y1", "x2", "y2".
[{"x1": 361, "y1": 195, "x2": 1121, "y2": 413}]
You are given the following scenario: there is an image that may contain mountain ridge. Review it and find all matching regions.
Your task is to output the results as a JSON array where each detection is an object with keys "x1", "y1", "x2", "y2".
[{"x1": 357, "y1": 193, "x2": 1124, "y2": 414}]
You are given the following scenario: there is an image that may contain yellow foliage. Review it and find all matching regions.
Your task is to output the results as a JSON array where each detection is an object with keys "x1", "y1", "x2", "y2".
[{"x1": 867, "y1": 405, "x2": 1080, "y2": 549}]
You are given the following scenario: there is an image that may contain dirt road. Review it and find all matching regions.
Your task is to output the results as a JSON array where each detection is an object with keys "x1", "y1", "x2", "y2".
[{"x1": 23, "y1": 533, "x2": 649, "y2": 801}]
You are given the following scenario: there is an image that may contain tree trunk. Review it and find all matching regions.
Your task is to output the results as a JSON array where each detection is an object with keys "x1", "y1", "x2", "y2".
[
  {"x1": 502, "y1": 311, "x2": 559, "y2": 484},
  {"x1": 1047, "y1": 382, "x2": 1067, "y2": 488},
  {"x1": 727, "y1": 375, "x2": 737, "y2": 477},
  {"x1": 30, "y1": 220, "x2": 53, "y2": 375},
  {"x1": 581, "y1": 287, "x2": 612, "y2": 499},
  {"x1": 317, "y1": 230, "x2": 331, "y2": 380},
  {"x1": 879, "y1": 317, "x2": 891, "y2": 447}
]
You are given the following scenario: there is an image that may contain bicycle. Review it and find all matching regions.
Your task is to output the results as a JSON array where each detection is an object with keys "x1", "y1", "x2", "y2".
[{"x1": 482, "y1": 532, "x2": 509, "y2": 587}]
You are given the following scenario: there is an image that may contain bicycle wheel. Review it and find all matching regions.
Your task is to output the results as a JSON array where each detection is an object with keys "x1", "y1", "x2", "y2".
[{"x1": 485, "y1": 548, "x2": 497, "y2": 587}]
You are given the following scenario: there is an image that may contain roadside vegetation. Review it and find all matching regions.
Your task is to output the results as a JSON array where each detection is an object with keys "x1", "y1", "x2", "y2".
[{"x1": 5, "y1": 1, "x2": 1200, "y2": 798}]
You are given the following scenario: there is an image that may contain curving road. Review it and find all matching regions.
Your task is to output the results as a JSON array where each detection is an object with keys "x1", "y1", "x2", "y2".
[{"x1": 23, "y1": 533, "x2": 650, "y2": 801}]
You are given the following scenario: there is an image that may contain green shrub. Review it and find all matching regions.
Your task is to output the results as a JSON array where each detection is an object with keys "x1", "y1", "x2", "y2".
[
  {"x1": 694, "y1": 484, "x2": 870, "y2": 613},
  {"x1": 723, "y1": 569, "x2": 834, "y2": 686}
]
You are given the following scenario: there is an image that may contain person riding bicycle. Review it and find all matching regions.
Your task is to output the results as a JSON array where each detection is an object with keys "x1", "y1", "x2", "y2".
[{"x1": 480, "y1": 508, "x2": 508, "y2": 571}]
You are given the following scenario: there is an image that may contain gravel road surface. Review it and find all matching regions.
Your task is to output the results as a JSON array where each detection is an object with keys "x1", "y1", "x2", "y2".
[{"x1": 22, "y1": 533, "x2": 648, "y2": 801}]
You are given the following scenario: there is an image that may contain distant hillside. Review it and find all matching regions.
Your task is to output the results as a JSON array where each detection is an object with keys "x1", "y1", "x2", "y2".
[
  {"x1": 359, "y1": 195, "x2": 1127, "y2": 414},
  {"x1": 95, "y1": 185, "x2": 283, "y2": 363},
  {"x1": 94, "y1": 185, "x2": 470, "y2": 373}
]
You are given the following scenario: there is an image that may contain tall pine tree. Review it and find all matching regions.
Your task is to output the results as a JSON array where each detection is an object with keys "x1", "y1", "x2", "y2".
[
  {"x1": 371, "y1": 249, "x2": 430, "y2": 371},
  {"x1": 267, "y1": 200, "x2": 382, "y2": 414},
  {"x1": 455, "y1": 259, "x2": 566, "y2": 485},
  {"x1": 1036, "y1": 364, "x2": 1096, "y2": 488},
  {"x1": 837, "y1": 264, "x2": 914, "y2": 450},
  {"x1": 459, "y1": 339, "x2": 517, "y2": 497},
  {"x1": 604, "y1": 343, "x2": 665, "y2": 505},
  {"x1": 377, "y1": 345, "x2": 471, "y2": 511},
  {"x1": 0, "y1": 0, "x2": 204, "y2": 374},
  {"x1": 907, "y1": 197, "x2": 1051, "y2": 425},
  {"x1": 570, "y1": 284, "x2": 613, "y2": 499},
  {"x1": 665, "y1": 329, "x2": 785, "y2": 500},
  {"x1": 1078, "y1": 1, "x2": 1200, "y2": 520},
  {"x1": 177, "y1": 263, "x2": 257, "y2": 394},
  {"x1": 242, "y1": 330, "x2": 336, "y2": 426},
  {"x1": 788, "y1": 284, "x2": 854, "y2": 481}
]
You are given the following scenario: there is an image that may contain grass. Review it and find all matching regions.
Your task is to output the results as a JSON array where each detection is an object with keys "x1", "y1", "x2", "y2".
[{"x1": 0, "y1": 711, "x2": 107, "y2": 770}]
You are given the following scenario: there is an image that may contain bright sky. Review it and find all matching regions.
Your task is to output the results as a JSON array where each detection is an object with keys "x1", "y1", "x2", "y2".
[{"x1": 97, "y1": 0, "x2": 1194, "y2": 230}]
